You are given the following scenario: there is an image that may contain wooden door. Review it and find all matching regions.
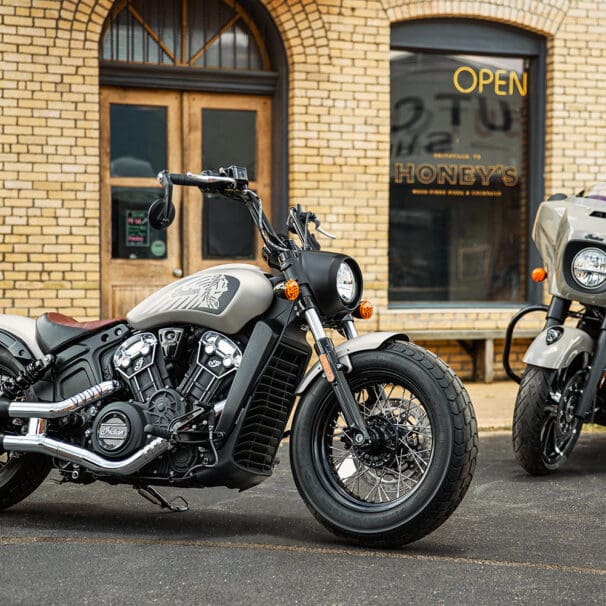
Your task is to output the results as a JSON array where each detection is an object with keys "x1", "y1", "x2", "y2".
[
  {"x1": 100, "y1": 88, "x2": 271, "y2": 318},
  {"x1": 182, "y1": 93, "x2": 271, "y2": 276}
]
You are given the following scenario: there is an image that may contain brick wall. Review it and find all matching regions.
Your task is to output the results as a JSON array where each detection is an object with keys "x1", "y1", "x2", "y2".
[
  {"x1": 411, "y1": 338, "x2": 530, "y2": 381},
  {"x1": 0, "y1": 1, "x2": 599, "y2": 377},
  {"x1": 0, "y1": 0, "x2": 112, "y2": 319}
]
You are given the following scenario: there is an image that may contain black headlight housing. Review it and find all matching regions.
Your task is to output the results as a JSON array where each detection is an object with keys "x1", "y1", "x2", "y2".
[{"x1": 294, "y1": 251, "x2": 363, "y2": 316}]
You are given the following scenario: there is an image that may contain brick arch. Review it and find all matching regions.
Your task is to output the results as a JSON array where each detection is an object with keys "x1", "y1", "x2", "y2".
[
  {"x1": 383, "y1": 0, "x2": 570, "y2": 36},
  {"x1": 58, "y1": 0, "x2": 329, "y2": 65},
  {"x1": 263, "y1": 0, "x2": 330, "y2": 63},
  {"x1": 56, "y1": 0, "x2": 113, "y2": 50}
]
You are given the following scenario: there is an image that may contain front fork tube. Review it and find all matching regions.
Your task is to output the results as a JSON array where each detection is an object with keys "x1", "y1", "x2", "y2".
[
  {"x1": 303, "y1": 308, "x2": 369, "y2": 444},
  {"x1": 545, "y1": 296, "x2": 571, "y2": 328},
  {"x1": 574, "y1": 316, "x2": 606, "y2": 420},
  {"x1": 341, "y1": 315, "x2": 359, "y2": 339}
]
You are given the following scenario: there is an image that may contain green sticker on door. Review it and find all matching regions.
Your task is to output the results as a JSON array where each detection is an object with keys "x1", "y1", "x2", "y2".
[{"x1": 151, "y1": 240, "x2": 166, "y2": 257}]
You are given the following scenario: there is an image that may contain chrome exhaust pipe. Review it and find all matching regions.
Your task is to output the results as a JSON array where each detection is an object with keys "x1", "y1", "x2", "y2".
[
  {"x1": 0, "y1": 380, "x2": 121, "y2": 419},
  {"x1": 0, "y1": 433, "x2": 169, "y2": 476}
]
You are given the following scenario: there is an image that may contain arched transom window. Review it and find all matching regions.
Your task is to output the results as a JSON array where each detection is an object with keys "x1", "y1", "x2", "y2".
[{"x1": 101, "y1": 0, "x2": 270, "y2": 71}]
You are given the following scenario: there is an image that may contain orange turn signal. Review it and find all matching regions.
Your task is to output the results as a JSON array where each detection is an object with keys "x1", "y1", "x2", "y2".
[
  {"x1": 319, "y1": 353, "x2": 335, "y2": 382},
  {"x1": 356, "y1": 299, "x2": 374, "y2": 320},
  {"x1": 531, "y1": 267, "x2": 547, "y2": 283},
  {"x1": 284, "y1": 279, "x2": 300, "y2": 301}
]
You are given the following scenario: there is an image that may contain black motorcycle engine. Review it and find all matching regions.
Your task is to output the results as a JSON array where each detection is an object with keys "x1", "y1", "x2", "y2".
[
  {"x1": 88, "y1": 329, "x2": 242, "y2": 467},
  {"x1": 176, "y1": 330, "x2": 243, "y2": 406},
  {"x1": 113, "y1": 332, "x2": 172, "y2": 403}
]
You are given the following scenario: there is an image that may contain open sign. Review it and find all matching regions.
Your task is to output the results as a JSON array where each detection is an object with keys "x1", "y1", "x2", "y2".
[{"x1": 453, "y1": 66, "x2": 527, "y2": 97}]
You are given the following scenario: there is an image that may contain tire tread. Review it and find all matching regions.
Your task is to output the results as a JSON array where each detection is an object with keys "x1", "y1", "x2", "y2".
[
  {"x1": 512, "y1": 365, "x2": 563, "y2": 475},
  {"x1": 292, "y1": 340, "x2": 478, "y2": 547}
]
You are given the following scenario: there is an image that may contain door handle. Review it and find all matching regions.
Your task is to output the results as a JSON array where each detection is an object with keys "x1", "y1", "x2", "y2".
[{"x1": 173, "y1": 268, "x2": 183, "y2": 278}]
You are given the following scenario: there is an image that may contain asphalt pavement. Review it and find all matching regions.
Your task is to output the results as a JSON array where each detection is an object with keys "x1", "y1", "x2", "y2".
[{"x1": 0, "y1": 381, "x2": 605, "y2": 604}]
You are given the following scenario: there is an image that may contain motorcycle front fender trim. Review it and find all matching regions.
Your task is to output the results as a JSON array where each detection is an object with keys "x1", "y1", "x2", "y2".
[
  {"x1": 522, "y1": 326, "x2": 594, "y2": 370},
  {"x1": 295, "y1": 331, "x2": 409, "y2": 395}
]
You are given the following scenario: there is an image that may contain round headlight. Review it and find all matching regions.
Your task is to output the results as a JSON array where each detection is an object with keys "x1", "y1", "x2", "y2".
[
  {"x1": 571, "y1": 247, "x2": 606, "y2": 289},
  {"x1": 336, "y1": 262, "x2": 358, "y2": 305}
]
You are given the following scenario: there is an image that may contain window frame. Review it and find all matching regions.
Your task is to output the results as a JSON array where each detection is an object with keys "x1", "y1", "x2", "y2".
[{"x1": 390, "y1": 18, "x2": 546, "y2": 306}]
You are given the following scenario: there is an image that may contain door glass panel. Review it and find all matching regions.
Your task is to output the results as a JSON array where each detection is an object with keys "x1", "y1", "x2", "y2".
[
  {"x1": 111, "y1": 187, "x2": 167, "y2": 260},
  {"x1": 203, "y1": 193, "x2": 255, "y2": 259},
  {"x1": 202, "y1": 109, "x2": 256, "y2": 179},
  {"x1": 110, "y1": 104, "x2": 167, "y2": 177}
]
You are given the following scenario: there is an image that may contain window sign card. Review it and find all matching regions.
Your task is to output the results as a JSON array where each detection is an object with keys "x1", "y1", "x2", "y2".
[
  {"x1": 111, "y1": 187, "x2": 167, "y2": 260},
  {"x1": 126, "y1": 210, "x2": 149, "y2": 247}
]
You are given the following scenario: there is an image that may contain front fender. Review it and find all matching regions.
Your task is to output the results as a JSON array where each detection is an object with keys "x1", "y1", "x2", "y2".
[
  {"x1": 0, "y1": 315, "x2": 42, "y2": 361},
  {"x1": 523, "y1": 326, "x2": 593, "y2": 370},
  {"x1": 295, "y1": 331, "x2": 408, "y2": 395}
]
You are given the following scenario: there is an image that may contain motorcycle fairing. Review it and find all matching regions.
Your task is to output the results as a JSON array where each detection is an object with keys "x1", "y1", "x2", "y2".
[
  {"x1": 295, "y1": 331, "x2": 409, "y2": 394},
  {"x1": 534, "y1": 195, "x2": 606, "y2": 305},
  {"x1": 523, "y1": 326, "x2": 593, "y2": 369}
]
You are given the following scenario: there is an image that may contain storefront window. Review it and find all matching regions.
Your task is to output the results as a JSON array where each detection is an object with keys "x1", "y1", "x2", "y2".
[{"x1": 389, "y1": 51, "x2": 530, "y2": 303}]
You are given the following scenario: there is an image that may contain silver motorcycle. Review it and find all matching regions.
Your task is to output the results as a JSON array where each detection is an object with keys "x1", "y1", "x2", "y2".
[
  {"x1": 0, "y1": 166, "x2": 477, "y2": 546},
  {"x1": 504, "y1": 183, "x2": 606, "y2": 474}
]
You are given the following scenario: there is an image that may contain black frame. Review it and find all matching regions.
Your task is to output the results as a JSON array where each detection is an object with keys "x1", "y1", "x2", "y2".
[{"x1": 391, "y1": 18, "x2": 546, "y2": 305}]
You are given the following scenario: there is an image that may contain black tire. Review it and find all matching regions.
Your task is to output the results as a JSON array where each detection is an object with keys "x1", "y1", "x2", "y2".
[
  {"x1": 290, "y1": 341, "x2": 478, "y2": 548},
  {"x1": 512, "y1": 364, "x2": 582, "y2": 475},
  {"x1": 0, "y1": 349, "x2": 51, "y2": 509}
]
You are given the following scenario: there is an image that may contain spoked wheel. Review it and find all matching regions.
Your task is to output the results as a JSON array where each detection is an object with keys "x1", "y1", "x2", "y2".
[
  {"x1": 291, "y1": 341, "x2": 478, "y2": 547},
  {"x1": 513, "y1": 364, "x2": 583, "y2": 475},
  {"x1": 323, "y1": 386, "x2": 433, "y2": 507},
  {"x1": 0, "y1": 350, "x2": 51, "y2": 510}
]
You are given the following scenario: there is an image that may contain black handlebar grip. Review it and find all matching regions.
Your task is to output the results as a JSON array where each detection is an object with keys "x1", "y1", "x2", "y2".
[{"x1": 169, "y1": 173, "x2": 203, "y2": 187}]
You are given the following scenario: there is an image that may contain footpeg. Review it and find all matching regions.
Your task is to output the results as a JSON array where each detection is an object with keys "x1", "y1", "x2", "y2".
[{"x1": 136, "y1": 485, "x2": 189, "y2": 513}]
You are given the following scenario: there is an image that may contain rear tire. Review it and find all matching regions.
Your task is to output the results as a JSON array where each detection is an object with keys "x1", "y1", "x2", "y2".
[
  {"x1": 512, "y1": 364, "x2": 582, "y2": 475},
  {"x1": 0, "y1": 350, "x2": 51, "y2": 509},
  {"x1": 290, "y1": 341, "x2": 478, "y2": 547}
]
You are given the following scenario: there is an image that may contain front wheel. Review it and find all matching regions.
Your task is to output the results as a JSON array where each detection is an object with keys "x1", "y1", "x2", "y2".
[
  {"x1": 290, "y1": 341, "x2": 478, "y2": 548},
  {"x1": 512, "y1": 364, "x2": 583, "y2": 475}
]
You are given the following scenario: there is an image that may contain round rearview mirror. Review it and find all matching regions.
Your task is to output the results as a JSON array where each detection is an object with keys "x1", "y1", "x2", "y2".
[{"x1": 148, "y1": 198, "x2": 176, "y2": 230}]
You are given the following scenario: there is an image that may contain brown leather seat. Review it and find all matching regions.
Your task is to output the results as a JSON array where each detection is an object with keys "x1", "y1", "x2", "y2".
[{"x1": 35, "y1": 312, "x2": 124, "y2": 354}]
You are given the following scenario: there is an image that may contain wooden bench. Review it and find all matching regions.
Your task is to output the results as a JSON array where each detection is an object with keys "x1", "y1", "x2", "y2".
[{"x1": 404, "y1": 328, "x2": 540, "y2": 383}]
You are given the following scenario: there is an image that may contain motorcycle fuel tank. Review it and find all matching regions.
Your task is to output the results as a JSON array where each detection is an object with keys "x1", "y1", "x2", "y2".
[{"x1": 127, "y1": 264, "x2": 274, "y2": 334}]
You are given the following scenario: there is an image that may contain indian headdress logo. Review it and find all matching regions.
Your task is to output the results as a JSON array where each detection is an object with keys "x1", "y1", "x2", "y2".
[{"x1": 171, "y1": 274, "x2": 230, "y2": 311}]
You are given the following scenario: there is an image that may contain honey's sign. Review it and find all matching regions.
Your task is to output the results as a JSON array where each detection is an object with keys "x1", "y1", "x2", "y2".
[
  {"x1": 393, "y1": 162, "x2": 518, "y2": 188},
  {"x1": 453, "y1": 66, "x2": 527, "y2": 96}
]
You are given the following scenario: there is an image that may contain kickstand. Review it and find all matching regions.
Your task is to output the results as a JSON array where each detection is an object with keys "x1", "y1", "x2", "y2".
[{"x1": 136, "y1": 485, "x2": 189, "y2": 513}]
